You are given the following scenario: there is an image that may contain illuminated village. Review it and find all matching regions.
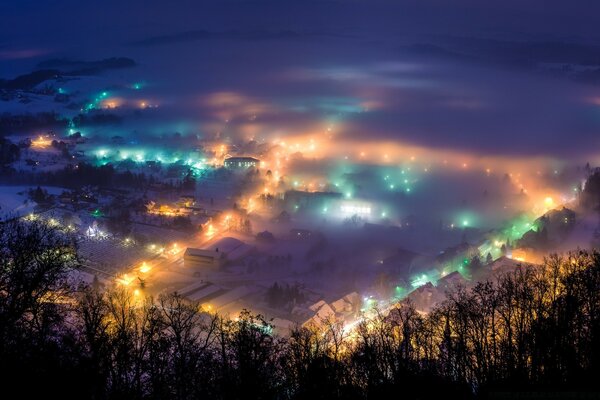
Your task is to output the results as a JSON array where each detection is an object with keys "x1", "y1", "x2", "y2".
[
  {"x1": 0, "y1": 88, "x2": 591, "y2": 335},
  {"x1": 3, "y1": 1, "x2": 600, "y2": 398}
]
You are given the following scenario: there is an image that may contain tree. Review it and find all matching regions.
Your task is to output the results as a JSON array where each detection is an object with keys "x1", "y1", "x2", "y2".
[
  {"x1": 0, "y1": 137, "x2": 19, "y2": 164},
  {"x1": 0, "y1": 219, "x2": 80, "y2": 398},
  {"x1": 181, "y1": 169, "x2": 195, "y2": 191},
  {"x1": 105, "y1": 207, "x2": 132, "y2": 236},
  {"x1": 218, "y1": 310, "x2": 280, "y2": 399},
  {"x1": 172, "y1": 215, "x2": 194, "y2": 232},
  {"x1": 469, "y1": 255, "x2": 483, "y2": 269},
  {"x1": 29, "y1": 185, "x2": 49, "y2": 204}
]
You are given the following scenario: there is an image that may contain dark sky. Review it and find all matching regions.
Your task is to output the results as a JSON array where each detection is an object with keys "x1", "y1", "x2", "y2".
[{"x1": 3, "y1": 0, "x2": 600, "y2": 159}]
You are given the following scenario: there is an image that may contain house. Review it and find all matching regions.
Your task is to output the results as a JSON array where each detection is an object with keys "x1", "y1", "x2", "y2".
[
  {"x1": 272, "y1": 318, "x2": 296, "y2": 336},
  {"x1": 184, "y1": 248, "x2": 224, "y2": 270},
  {"x1": 206, "y1": 237, "x2": 254, "y2": 263},
  {"x1": 207, "y1": 286, "x2": 255, "y2": 311},
  {"x1": 301, "y1": 300, "x2": 336, "y2": 328},
  {"x1": 224, "y1": 156, "x2": 260, "y2": 169},
  {"x1": 178, "y1": 195, "x2": 196, "y2": 207},
  {"x1": 405, "y1": 282, "x2": 445, "y2": 313},
  {"x1": 283, "y1": 190, "x2": 342, "y2": 209},
  {"x1": 185, "y1": 237, "x2": 254, "y2": 271},
  {"x1": 486, "y1": 256, "x2": 539, "y2": 278},
  {"x1": 437, "y1": 271, "x2": 466, "y2": 292},
  {"x1": 330, "y1": 292, "x2": 360, "y2": 321}
]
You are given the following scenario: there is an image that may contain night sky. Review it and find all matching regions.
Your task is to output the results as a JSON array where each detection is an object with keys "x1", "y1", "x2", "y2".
[{"x1": 3, "y1": 0, "x2": 600, "y2": 158}]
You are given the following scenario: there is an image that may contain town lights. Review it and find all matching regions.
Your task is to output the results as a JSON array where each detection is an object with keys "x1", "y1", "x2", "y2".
[
  {"x1": 169, "y1": 243, "x2": 180, "y2": 255},
  {"x1": 205, "y1": 224, "x2": 216, "y2": 238},
  {"x1": 117, "y1": 274, "x2": 134, "y2": 286},
  {"x1": 31, "y1": 135, "x2": 52, "y2": 149},
  {"x1": 139, "y1": 262, "x2": 151, "y2": 273}
]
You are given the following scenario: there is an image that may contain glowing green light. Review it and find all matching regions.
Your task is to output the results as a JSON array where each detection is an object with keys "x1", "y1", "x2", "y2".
[
  {"x1": 462, "y1": 220, "x2": 469, "y2": 226},
  {"x1": 411, "y1": 274, "x2": 429, "y2": 288},
  {"x1": 389, "y1": 184, "x2": 395, "y2": 189},
  {"x1": 345, "y1": 192, "x2": 352, "y2": 198},
  {"x1": 406, "y1": 188, "x2": 411, "y2": 193}
]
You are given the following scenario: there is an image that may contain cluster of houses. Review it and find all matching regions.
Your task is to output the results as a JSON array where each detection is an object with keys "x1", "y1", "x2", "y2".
[{"x1": 405, "y1": 256, "x2": 539, "y2": 314}]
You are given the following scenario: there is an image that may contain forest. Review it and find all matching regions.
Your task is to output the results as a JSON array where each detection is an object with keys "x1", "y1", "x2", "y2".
[{"x1": 1, "y1": 218, "x2": 600, "y2": 399}]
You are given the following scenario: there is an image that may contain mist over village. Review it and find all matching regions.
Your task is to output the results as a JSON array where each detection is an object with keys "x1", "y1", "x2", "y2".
[{"x1": 2, "y1": 1, "x2": 600, "y2": 399}]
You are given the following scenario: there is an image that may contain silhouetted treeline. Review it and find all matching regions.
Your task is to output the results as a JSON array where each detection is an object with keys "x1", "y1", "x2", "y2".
[
  {"x1": 0, "y1": 137, "x2": 19, "y2": 164},
  {"x1": 581, "y1": 168, "x2": 600, "y2": 211},
  {"x1": 0, "y1": 162, "x2": 154, "y2": 189},
  {"x1": 0, "y1": 112, "x2": 68, "y2": 133},
  {"x1": 0, "y1": 69, "x2": 61, "y2": 90},
  {"x1": 2, "y1": 219, "x2": 600, "y2": 399},
  {"x1": 72, "y1": 111, "x2": 123, "y2": 126},
  {"x1": 36, "y1": 57, "x2": 136, "y2": 76},
  {"x1": 0, "y1": 110, "x2": 122, "y2": 135}
]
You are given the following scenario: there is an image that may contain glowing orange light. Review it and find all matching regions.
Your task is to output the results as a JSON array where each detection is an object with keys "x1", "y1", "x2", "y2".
[
  {"x1": 139, "y1": 262, "x2": 151, "y2": 273},
  {"x1": 31, "y1": 135, "x2": 52, "y2": 149},
  {"x1": 117, "y1": 274, "x2": 134, "y2": 286}
]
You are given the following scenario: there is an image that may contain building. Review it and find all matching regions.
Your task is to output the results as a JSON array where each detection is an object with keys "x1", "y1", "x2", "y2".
[
  {"x1": 184, "y1": 247, "x2": 224, "y2": 270},
  {"x1": 299, "y1": 300, "x2": 337, "y2": 328},
  {"x1": 178, "y1": 195, "x2": 196, "y2": 207},
  {"x1": 206, "y1": 237, "x2": 254, "y2": 262},
  {"x1": 330, "y1": 292, "x2": 361, "y2": 321},
  {"x1": 224, "y1": 156, "x2": 260, "y2": 169},
  {"x1": 283, "y1": 190, "x2": 342, "y2": 209},
  {"x1": 488, "y1": 256, "x2": 538, "y2": 275},
  {"x1": 405, "y1": 282, "x2": 445, "y2": 313},
  {"x1": 184, "y1": 237, "x2": 254, "y2": 271},
  {"x1": 437, "y1": 271, "x2": 466, "y2": 292}
]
